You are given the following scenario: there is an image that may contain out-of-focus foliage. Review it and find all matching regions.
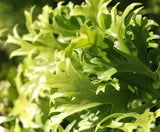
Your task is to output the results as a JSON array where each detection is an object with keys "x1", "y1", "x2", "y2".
[
  {"x1": 0, "y1": 0, "x2": 84, "y2": 33},
  {"x1": 0, "y1": 0, "x2": 84, "y2": 82}
]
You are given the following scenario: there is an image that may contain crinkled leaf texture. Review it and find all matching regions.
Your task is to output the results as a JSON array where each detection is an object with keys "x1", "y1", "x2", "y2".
[{"x1": 5, "y1": 0, "x2": 160, "y2": 132}]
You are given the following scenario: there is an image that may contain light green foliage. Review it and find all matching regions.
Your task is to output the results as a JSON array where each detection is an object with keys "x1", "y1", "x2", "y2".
[{"x1": 1, "y1": 0, "x2": 160, "y2": 131}]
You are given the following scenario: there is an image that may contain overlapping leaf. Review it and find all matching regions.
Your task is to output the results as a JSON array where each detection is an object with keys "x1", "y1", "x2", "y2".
[{"x1": 5, "y1": 0, "x2": 160, "y2": 131}]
